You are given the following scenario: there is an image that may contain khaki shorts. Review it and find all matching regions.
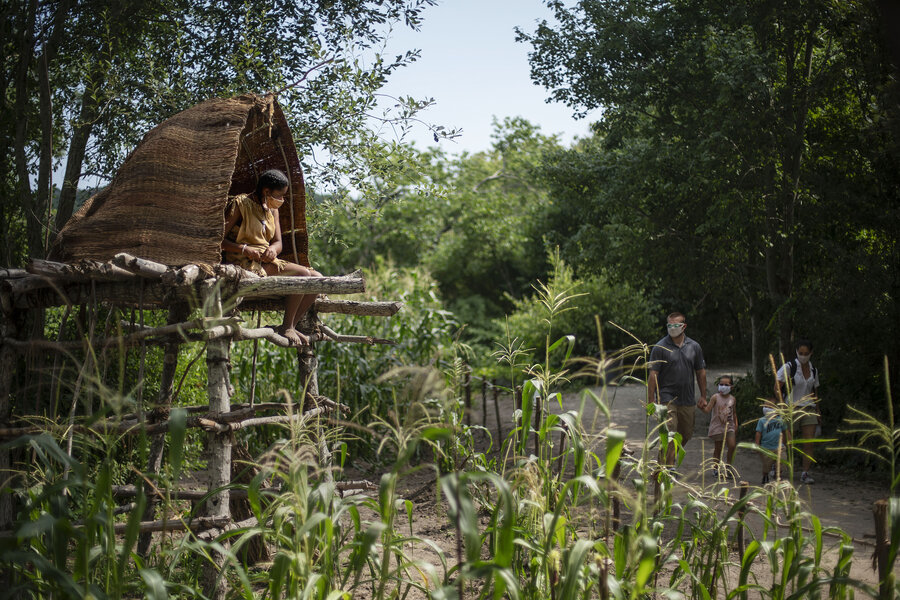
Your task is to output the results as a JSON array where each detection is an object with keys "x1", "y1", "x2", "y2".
[
  {"x1": 709, "y1": 431, "x2": 735, "y2": 443},
  {"x1": 666, "y1": 402, "x2": 696, "y2": 445},
  {"x1": 793, "y1": 403, "x2": 819, "y2": 429},
  {"x1": 796, "y1": 413, "x2": 819, "y2": 428}
]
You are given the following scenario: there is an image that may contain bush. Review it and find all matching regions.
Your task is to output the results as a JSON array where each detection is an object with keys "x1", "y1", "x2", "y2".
[{"x1": 500, "y1": 250, "x2": 659, "y2": 364}]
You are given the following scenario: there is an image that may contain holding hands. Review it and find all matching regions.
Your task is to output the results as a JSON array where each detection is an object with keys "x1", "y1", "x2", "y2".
[
  {"x1": 261, "y1": 246, "x2": 278, "y2": 263},
  {"x1": 239, "y1": 244, "x2": 279, "y2": 263}
]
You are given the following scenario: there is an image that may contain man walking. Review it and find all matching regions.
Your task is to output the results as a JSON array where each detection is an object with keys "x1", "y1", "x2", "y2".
[{"x1": 648, "y1": 312, "x2": 707, "y2": 466}]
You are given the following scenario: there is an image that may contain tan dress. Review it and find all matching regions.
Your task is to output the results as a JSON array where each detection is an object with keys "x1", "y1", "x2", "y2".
[{"x1": 223, "y1": 194, "x2": 288, "y2": 276}]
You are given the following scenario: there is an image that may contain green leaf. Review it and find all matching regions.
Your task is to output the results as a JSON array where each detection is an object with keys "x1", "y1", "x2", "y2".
[{"x1": 605, "y1": 429, "x2": 626, "y2": 480}]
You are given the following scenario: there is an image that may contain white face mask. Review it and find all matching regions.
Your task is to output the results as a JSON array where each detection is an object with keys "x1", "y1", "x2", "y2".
[
  {"x1": 266, "y1": 195, "x2": 285, "y2": 210},
  {"x1": 718, "y1": 384, "x2": 732, "y2": 395},
  {"x1": 796, "y1": 352, "x2": 811, "y2": 365},
  {"x1": 667, "y1": 323, "x2": 685, "y2": 338}
]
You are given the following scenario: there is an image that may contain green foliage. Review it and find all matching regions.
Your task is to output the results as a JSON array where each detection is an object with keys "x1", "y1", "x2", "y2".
[
  {"x1": 519, "y1": 0, "x2": 900, "y2": 393},
  {"x1": 2, "y1": 0, "x2": 450, "y2": 265},
  {"x1": 503, "y1": 249, "x2": 659, "y2": 362},
  {"x1": 310, "y1": 117, "x2": 563, "y2": 353},
  {"x1": 227, "y1": 261, "x2": 458, "y2": 460},
  {"x1": 7, "y1": 292, "x2": 897, "y2": 598}
]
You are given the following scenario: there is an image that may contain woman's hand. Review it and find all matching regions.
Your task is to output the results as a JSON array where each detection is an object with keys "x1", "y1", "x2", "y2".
[
  {"x1": 261, "y1": 247, "x2": 278, "y2": 263},
  {"x1": 244, "y1": 246, "x2": 263, "y2": 262}
]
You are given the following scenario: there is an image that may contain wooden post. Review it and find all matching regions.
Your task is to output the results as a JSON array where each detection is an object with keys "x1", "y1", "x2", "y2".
[
  {"x1": 0, "y1": 309, "x2": 17, "y2": 540},
  {"x1": 611, "y1": 462, "x2": 621, "y2": 532},
  {"x1": 533, "y1": 391, "x2": 542, "y2": 458},
  {"x1": 138, "y1": 304, "x2": 188, "y2": 557},
  {"x1": 463, "y1": 368, "x2": 471, "y2": 427},
  {"x1": 203, "y1": 289, "x2": 232, "y2": 600},
  {"x1": 492, "y1": 381, "x2": 503, "y2": 447},
  {"x1": 874, "y1": 499, "x2": 891, "y2": 600},
  {"x1": 297, "y1": 311, "x2": 332, "y2": 485},
  {"x1": 481, "y1": 379, "x2": 487, "y2": 428},
  {"x1": 736, "y1": 481, "x2": 749, "y2": 556},
  {"x1": 514, "y1": 385, "x2": 522, "y2": 451}
]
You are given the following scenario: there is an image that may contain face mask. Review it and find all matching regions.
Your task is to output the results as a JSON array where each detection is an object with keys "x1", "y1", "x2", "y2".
[
  {"x1": 266, "y1": 195, "x2": 285, "y2": 210},
  {"x1": 796, "y1": 352, "x2": 811, "y2": 365},
  {"x1": 718, "y1": 384, "x2": 732, "y2": 395},
  {"x1": 667, "y1": 323, "x2": 685, "y2": 338}
]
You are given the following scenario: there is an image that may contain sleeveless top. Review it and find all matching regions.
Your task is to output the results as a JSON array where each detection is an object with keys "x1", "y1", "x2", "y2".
[
  {"x1": 707, "y1": 393, "x2": 736, "y2": 436},
  {"x1": 223, "y1": 193, "x2": 287, "y2": 276}
]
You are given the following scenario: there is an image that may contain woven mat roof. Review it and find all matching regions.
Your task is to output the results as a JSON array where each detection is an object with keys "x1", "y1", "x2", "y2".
[{"x1": 51, "y1": 93, "x2": 308, "y2": 267}]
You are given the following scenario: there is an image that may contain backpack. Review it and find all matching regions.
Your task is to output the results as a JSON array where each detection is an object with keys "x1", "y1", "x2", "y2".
[{"x1": 779, "y1": 358, "x2": 818, "y2": 400}]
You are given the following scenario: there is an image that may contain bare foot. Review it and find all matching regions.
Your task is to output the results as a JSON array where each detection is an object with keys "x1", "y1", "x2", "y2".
[{"x1": 279, "y1": 326, "x2": 308, "y2": 346}]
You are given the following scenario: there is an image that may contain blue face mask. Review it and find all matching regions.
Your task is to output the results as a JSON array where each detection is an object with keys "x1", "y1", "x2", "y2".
[{"x1": 718, "y1": 384, "x2": 732, "y2": 395}]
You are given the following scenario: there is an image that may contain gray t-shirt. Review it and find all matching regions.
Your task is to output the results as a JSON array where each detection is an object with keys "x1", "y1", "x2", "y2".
[{"x1": 649, "y1": 335, "x2": 706, "y2": 406}]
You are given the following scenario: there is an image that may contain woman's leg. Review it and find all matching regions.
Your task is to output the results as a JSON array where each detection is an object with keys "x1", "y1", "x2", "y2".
[
  {"x1": 263, "y1": 263, "x2": 322, "y2": 345},
  {"x1": 800, "y1": 423, "x2": 816, "y2": 472}
]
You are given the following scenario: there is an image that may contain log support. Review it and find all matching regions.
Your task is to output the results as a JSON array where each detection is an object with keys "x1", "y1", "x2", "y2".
[{"x1": 203, "y1": 289, "x2": 232, "y2": 600}]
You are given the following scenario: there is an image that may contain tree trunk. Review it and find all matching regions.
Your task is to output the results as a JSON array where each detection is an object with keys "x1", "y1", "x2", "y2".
[
  {"x1": 35, "y1": 0, "x2": 70, "y2": 254},
  {"x1": 54, "y1": 73, "x2": 100, "y2": 231},
  {"x1": 14, "y1": 0, "x2": 37, "y2": 258}
]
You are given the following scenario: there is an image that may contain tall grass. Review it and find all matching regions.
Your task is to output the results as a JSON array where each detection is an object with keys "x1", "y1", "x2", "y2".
[{"x1": 3, "y1": 270, "x2": 897, "y2": 598}]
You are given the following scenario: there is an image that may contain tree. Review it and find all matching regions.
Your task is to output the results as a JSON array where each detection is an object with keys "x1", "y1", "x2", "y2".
[
  {"x1": 1, "y1": 0, "x2": 445, "y2": 266},
  {"x1": 519, "y1": 0, "x2": 900, "y2": 387}
]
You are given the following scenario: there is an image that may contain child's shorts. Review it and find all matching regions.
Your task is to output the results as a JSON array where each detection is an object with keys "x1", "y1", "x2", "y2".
[{"x1": 709, "y1": 431, "x2": 735, "y2": 442}]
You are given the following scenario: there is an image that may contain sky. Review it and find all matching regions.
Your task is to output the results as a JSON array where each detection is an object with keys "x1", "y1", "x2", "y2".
[{"x1": 375, "y1": 0, "x2": 596, "y2": 154}]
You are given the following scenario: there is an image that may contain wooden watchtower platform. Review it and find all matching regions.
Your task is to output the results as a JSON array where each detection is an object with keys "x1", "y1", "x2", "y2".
[{"x1": 0, "y1": 94, "x2": 400, "y2": 598}]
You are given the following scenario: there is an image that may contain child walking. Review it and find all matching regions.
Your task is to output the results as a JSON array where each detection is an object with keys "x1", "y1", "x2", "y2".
[
  {"x1": 755, "y1": 405, "x2": 789, "y2": 484},
  {"x1": 703, "y1": 375, "x2": 738, "y2": 472}
]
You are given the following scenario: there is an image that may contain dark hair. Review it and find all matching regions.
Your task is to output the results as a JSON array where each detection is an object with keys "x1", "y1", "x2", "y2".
[
  {"x1": 718, "y1": 375, "x2": 734, "y2": 385},
  {"x1": 795, "y1": 338, "x2": 813, "y2": 352},
  {"x1": 255, "y1": 169, "x2": 289, "y2": 197},
  {"x1": 667, "y1": 311, "x2": 685, "y2": 322}
]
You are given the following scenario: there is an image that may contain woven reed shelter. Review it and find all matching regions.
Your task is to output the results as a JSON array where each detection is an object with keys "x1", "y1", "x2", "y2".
[{"x1": 51, "y1": 93, "x2": 309, "y2": 268}]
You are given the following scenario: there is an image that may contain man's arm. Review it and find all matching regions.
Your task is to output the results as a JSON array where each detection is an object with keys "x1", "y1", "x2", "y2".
[{"x1": 695, "y1": 368, "x2": 707, "y2": 409}]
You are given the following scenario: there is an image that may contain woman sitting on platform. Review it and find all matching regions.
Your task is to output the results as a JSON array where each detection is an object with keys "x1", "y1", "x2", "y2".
[{"x1": 221, "y1": 169, "x2": 322, "y2": 346}]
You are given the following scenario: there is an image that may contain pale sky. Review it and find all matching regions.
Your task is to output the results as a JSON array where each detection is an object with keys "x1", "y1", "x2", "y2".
[{"x1": 377, "y1": 0, "x2": 594, "y2": 154}]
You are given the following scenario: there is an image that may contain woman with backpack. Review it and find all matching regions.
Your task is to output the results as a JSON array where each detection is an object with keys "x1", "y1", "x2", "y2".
[{"x1": 774, "y1": 339, "x2": 820, "y2": 484}]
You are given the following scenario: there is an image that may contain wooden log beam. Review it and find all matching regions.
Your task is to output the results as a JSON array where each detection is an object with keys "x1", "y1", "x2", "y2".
[
  {"x1": 9, "y1": 272, "x2": 365, "y2": 310},
  {"x1": 0, "y1": 515, "x2": 231, "y2": 538},
  {"x1": 0, "y1": 268, "x2": 28, "y2": 279},
  {"x1": 214, "y1": 263, "x2": 259, "y2": 281},
  {"x1": 27, "y1": 258, "x2": 139, "y2": 283},
  {"x1": 235, "y1": 271, "x2": 364, "y2": 299},
  {"x1": 242, "y1": 298, "x2": 402, "y2": 316},
  {"x1": 318, "y1": 324, "x2": 395, "y2": 346},
  {"x1": 316, "y1": 298, "x2": 401, "y2": 316},
  {"x1": 0, "y1": 401, "x2": 337, "y2": 439},
  {"x1": 112, "y1": 484, "x2": 250, "y2": 501},
  {"x1": 0, "y1": 322, "x2": 394, "y2": 353},
  {"x1": 160, "y1": 264, "x2": 202, "y2": 286},
  {"x1": 111, "y1": 253, "x2": 169, "y2": 278}
]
